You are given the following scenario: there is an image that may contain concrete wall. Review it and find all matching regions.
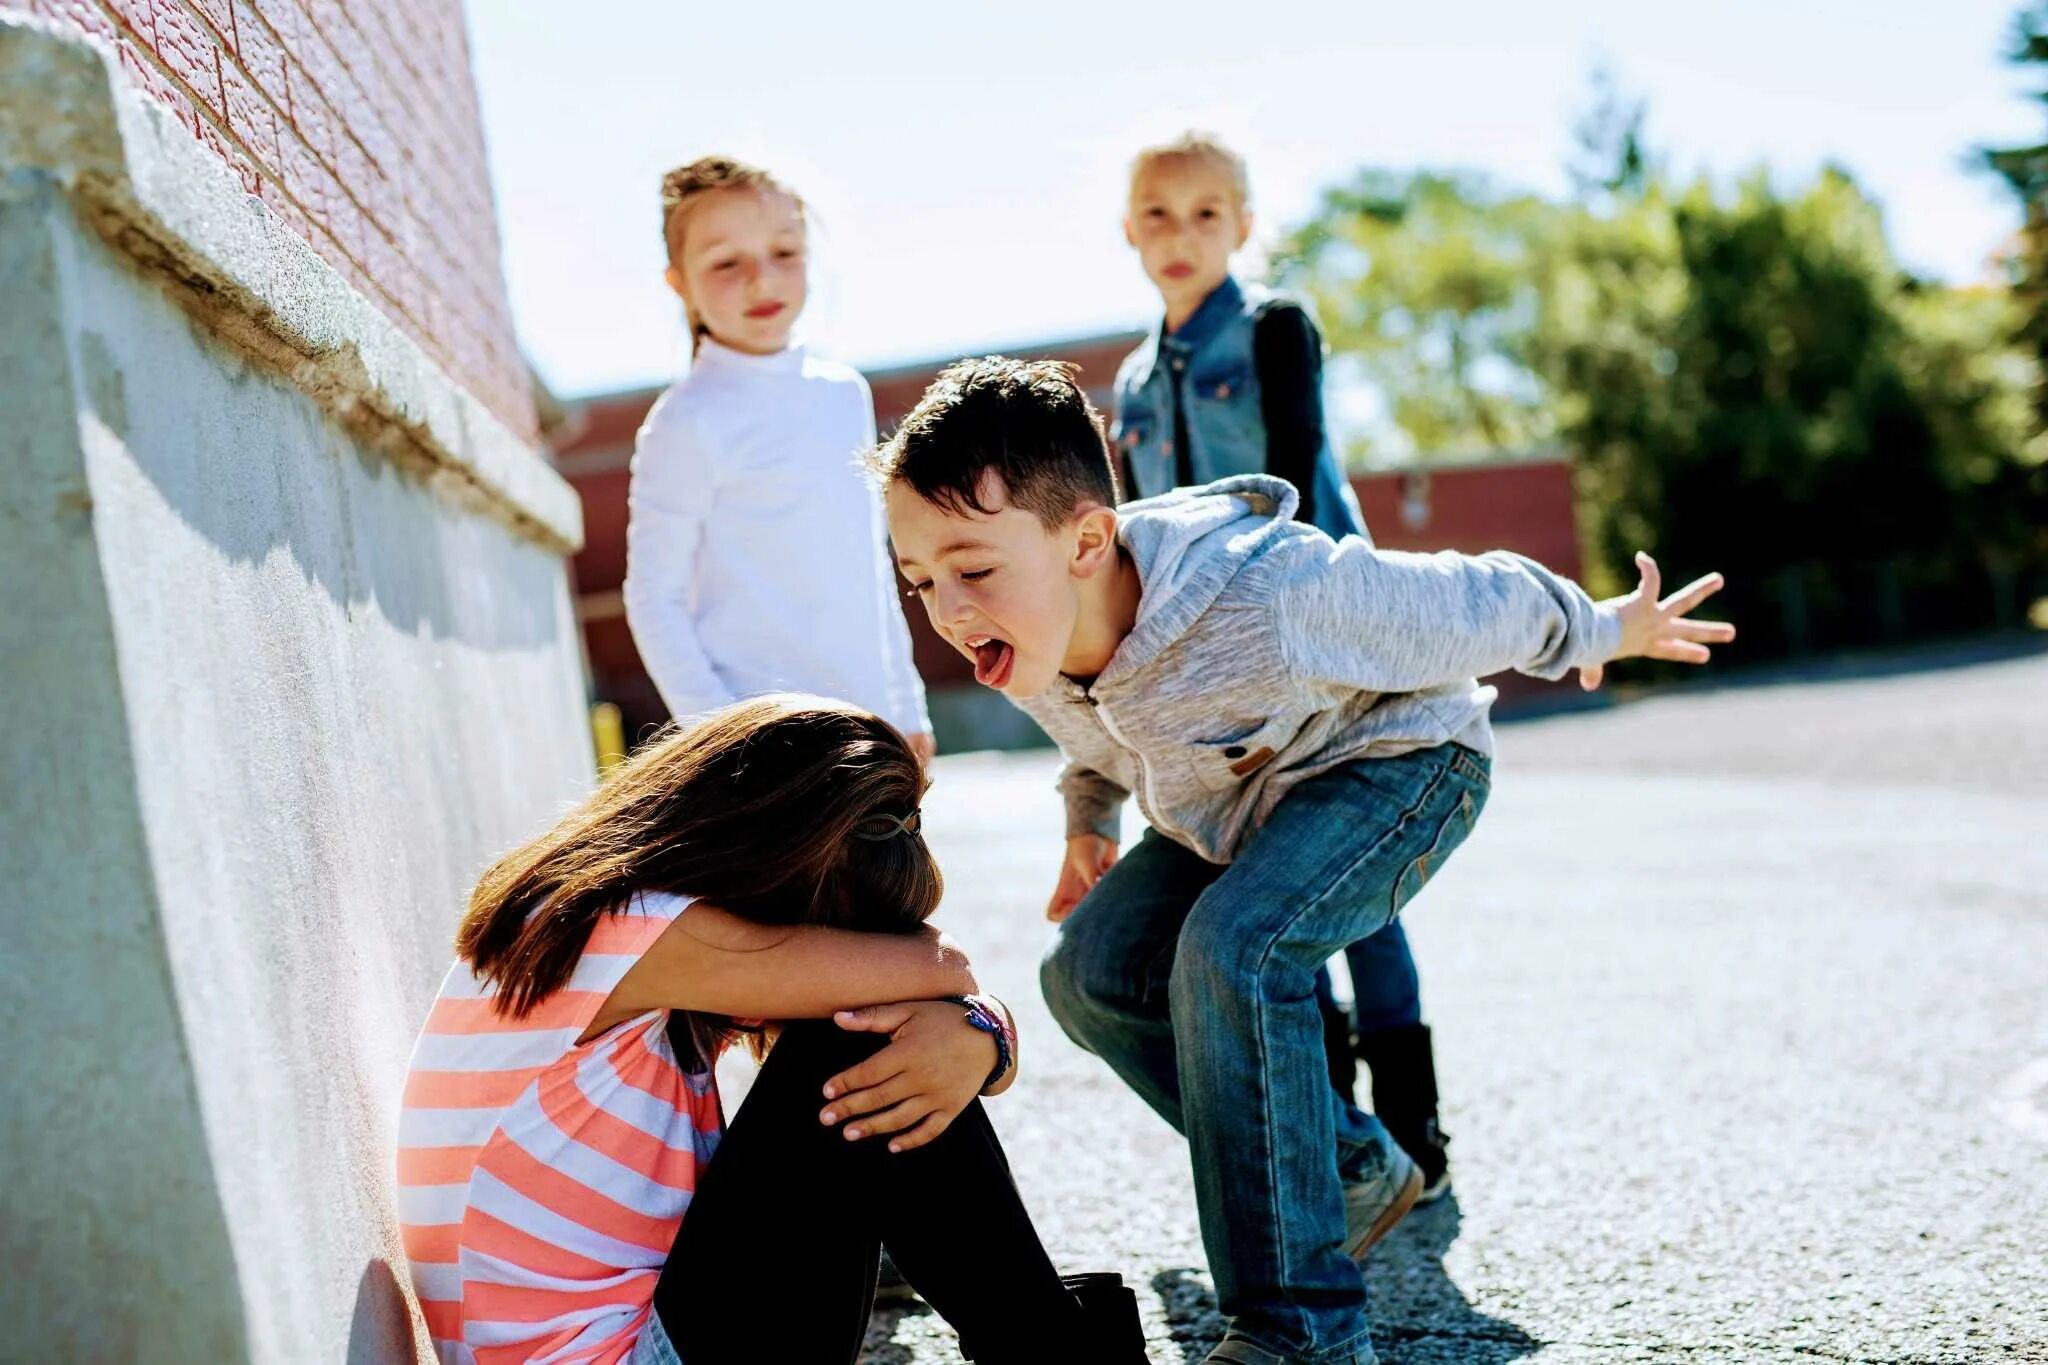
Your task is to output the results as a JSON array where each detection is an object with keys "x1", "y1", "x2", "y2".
[{"x1": 0, "y1": 17, "x2": 590, "y2": 1362}]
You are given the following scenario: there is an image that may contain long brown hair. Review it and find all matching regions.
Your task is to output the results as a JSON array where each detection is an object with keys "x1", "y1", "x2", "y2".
[
  {"x1": 658, "y1": 155, "x2": 804, "y2": 355},
  {"x1": 456, "y1": 695, "x2": 939, "y2": 1037}
]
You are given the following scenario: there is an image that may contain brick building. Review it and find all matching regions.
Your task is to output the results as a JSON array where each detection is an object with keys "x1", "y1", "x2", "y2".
[
  {"x1": 549, "y1": 331, "x2": 1586, "y2": 749},
  {"x1": 5, "y1": 0, "x2": 533, "y2": 436}
]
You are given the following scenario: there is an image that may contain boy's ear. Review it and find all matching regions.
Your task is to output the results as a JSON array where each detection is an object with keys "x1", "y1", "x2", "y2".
[
  {"x1": 1069, "y1": 504, "x2": 1120, "y2": 578},
  {"x1": 663, "y1": 265, "x2": 689, "y2": 301},
  {"x1": 1234, "y1": 208, "x2": 1254, "y2": 251},
  {"x1": 1122, "y1": 215, "x2": 1137, "y2": 249}
]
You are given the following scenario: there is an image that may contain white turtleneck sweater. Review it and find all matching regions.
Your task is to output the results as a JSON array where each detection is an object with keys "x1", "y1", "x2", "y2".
[{"x1": 622, "y1": 338, "x2": 929, "y2": 737}]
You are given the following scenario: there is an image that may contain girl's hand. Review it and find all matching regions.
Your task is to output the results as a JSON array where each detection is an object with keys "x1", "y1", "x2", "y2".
[
  {"x1": 1580, "y1": 552, "x2": 1737, "y2": 691},
  {"x1": 1047, "y1": 835, "x2": 1118, "y2": 922},
  {"x1": 907, "y1": 731, "x2": 937, "y2": 769},
  {"x1": 819, "y1": 999, "x2": 1003, "y2": 1152}
]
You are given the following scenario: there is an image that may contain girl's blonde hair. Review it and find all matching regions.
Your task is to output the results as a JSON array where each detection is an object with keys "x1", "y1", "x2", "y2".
[
  {"x1": 1128, "y1": 131, "x2": 1251, "y2": 208},
  {"x1": 658, "y1": 156, "x2": 806, "y2": 353}
]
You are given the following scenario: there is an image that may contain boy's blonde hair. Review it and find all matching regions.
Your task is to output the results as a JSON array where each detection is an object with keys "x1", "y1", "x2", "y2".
[{"x1": 1128, "y1": 132, "x2": 1251, "y2": 208}]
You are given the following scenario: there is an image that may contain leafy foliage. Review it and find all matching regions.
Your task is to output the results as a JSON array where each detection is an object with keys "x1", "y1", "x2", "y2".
[{"x1": 1272, "y1": 77, "x2": 2044, "y2": 643}]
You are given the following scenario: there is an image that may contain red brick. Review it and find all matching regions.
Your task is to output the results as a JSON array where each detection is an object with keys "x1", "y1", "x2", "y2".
[
  {"x1": 245, "y1": 0, "x2": 295, "y2": 51},
  {"x1": 358, "y1": 219, "x2": 403, "y2": 304},
  {"x1": 229, "y1": 0, "x2": 288, "y2": 109},
  {"x1": 283, "y1": 56, "x2": 336, "y2": 163},
  {"x1": 325, "y1": 180, "x2": 364, "y2": 266},
  {"x1": 117, "y1": 40, "x2": 196, "y2": 136},
  {"x1": 217, "y1": 55, "x2": 279, "y2": 174},
  {"x1": 44, "y1": 0, "x2": 120, "y2": 47},
  {"x1": 286, "y1": 4, "x2": 343, "y2": 107},
  {"x1": 275, "y1": 121, "x2": 331, "y2": 227},
  {"x1": 103, "y1": 0, "x2": 153, "y2": 45},
  {"x1": 185, "y1": 0, "x2": 232, "y2": 44},
  {"x1": 320, "y1": 4, "x2": 376, "y2": 90},
  {"x1": 150, "y1": 2, "x2": 223, "y2": 120}
]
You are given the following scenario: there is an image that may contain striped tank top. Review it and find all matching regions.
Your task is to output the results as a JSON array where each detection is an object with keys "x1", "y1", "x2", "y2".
[{"x1": 397, "y1": 891, "x2": 722, "y2": 1364}]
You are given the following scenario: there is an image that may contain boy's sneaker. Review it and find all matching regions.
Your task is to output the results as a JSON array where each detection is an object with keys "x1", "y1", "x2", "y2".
[
  {"x1": 1203, "y1": 1327, "x2": 1299, "y2": 1364},
  {"x1": 1342, "y1": 1144, "x2": 1423, "y2": 1261}
]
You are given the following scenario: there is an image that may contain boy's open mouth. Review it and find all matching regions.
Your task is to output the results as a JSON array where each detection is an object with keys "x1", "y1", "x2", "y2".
[{"x1": 964, "y1": 634, "x2": 1015, "y2": 689}]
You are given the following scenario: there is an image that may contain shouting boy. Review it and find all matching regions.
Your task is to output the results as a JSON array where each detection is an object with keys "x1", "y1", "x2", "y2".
[{"x1": 872, "y1": 357, "x2": 1731, "y2": 1365}]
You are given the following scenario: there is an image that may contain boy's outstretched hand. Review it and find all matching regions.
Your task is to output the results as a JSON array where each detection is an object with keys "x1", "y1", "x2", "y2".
[
  {"x1": 1047, "y1": 834, "x2": 1119, "y2": 922},
  {"x1": 1581, "y1": 552, "x2": 1736, "y2": 691}
]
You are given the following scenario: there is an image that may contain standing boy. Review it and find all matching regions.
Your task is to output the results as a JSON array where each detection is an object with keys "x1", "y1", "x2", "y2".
[
  {"x1": 1113, "y1": 130, "x2": 1447, "y2": 1196},
  {"x1": 872, "y1": 358, "x2": 1732, "y2": 1365}
]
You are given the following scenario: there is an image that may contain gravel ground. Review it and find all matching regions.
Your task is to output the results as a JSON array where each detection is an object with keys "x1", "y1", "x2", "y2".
[{"x1": 816, "y1": 646, "x2": 2048, "y2": 1364}]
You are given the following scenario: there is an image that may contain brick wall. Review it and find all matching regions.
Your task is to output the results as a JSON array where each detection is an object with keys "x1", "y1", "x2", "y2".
[{"x1": 10, "y1": 0, "x2": 535, "y2": 439}]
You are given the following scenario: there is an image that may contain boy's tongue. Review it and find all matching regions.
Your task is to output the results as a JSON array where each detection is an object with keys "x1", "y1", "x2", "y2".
[{"x1": 972, "y1": 639, "x2": 1013, "y2": 687}]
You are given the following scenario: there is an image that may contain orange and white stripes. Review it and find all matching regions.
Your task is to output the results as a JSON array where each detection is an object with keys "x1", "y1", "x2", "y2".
[{"x1": 397, "y1": 892, "x2": 722, "y2": 1364}]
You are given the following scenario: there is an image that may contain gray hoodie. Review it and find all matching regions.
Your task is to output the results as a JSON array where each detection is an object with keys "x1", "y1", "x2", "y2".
[{"x1": 1015, "y1": 475, "x2": 1622, "y2": 863}]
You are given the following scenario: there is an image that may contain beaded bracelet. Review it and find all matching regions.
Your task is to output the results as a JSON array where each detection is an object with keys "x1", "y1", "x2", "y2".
[{"x1": 943, "y1": 994, "x2": 1015, "y2": 1094}]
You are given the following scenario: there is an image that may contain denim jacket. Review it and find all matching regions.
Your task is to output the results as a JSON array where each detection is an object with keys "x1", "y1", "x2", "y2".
[{"x1": 1110, "y1": 276, "x2": 1365, "y2": 542}]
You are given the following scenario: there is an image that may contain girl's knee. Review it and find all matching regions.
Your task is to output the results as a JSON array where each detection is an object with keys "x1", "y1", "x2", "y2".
[{"x1": 759, "y1": 1019, "x2": 887, "y2": 1087}]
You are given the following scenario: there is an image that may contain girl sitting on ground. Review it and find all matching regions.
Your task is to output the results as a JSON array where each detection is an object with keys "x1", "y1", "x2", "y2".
[{"x1": 396, "y1": 695, "x2": 1144, "y2": 1364}]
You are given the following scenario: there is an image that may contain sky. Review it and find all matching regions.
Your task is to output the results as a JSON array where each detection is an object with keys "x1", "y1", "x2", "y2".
[{"x1": 467, "y1": 1, "x2": 2036, "y2": 401}]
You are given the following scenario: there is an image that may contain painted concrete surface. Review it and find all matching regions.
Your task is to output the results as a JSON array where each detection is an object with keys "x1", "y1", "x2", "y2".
[
  {"x1": 1, "y1": 18, "x2": 593, "y2": 1362},
  {"x1": 857, "y1": 651, "x2": 2048, "y2": 1363}
]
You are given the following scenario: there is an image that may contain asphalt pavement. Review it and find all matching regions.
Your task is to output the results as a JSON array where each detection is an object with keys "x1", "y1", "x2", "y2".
[{"x1": 840, "y1": 645, "x2": 2048, "y2": 1363}]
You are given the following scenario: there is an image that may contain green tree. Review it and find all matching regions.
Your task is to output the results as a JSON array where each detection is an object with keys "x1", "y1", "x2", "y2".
[
  {"x1": 1271, "y1": 172, "x2": 1559, "y2": 462},
  {"x1": 1275, "y1": 114, "x2": 2042, "y2": 643},
  {"x1": 1980, "y1": 4, "x2": 2048, "y2": 401}
]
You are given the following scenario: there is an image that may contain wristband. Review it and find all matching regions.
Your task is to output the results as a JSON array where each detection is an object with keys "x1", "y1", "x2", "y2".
[{"x1": 943, "y1": 994, "x2": 1015, "y2": 1094}]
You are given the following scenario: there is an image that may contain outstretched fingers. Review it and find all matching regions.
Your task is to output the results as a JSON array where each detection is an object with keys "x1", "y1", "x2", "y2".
[
  {"x1": 1659, "y1": 571, "x2": 1727, "y2": 620},
  {"x1": 1667, "y1": 617, "x2": 1738, "y2": 643},
  {"x1": 1646, "y1": 639, "x2": 1715, "y2": 665},
  {"x1": 1634, "y1": 551, "x2": 1663, "y2": 603}
]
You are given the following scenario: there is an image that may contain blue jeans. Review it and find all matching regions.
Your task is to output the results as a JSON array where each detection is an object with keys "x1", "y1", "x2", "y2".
[
  {"x1": 1324, "y1": 920, "x2": 1422, "y2": 1038},
  {"x1": 1041, "y1": 746, "x2": 1491, "y2": 1363}
]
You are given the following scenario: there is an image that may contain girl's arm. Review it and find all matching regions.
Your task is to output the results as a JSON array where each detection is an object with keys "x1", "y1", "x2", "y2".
[
  {"x1": 622, "y1": 400, "x2": 736, "y2": 719},
  {"x1": 603, "y1": 905, "x2": 977, "y2": 1022},
  {"x1": 1252, "y1": 301, "x2": 1328, "y2": 529}
]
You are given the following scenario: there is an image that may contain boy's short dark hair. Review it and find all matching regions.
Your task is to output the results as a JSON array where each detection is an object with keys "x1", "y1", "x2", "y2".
[{"x1": 868, "y1": 357, "x2": 1121, "y2": 529}]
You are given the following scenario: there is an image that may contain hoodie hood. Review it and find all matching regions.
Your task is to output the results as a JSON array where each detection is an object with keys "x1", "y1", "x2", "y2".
[{"x1": 1099, "y1": 474, "x2": 1304, "y2": 686}]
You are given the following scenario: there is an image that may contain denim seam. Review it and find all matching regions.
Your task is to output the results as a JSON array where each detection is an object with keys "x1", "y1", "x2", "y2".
[{"x1": 1235, "y1": 755, "x2": 1459, "y2": 1348}]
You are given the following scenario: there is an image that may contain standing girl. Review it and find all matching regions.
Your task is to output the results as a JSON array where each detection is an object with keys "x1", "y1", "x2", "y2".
[
  {"x1": 624, "y1": 157, "x2": 934, "y2": 762},
  {"x1": 396, "y1": 695, "x2": 1145, "y2": 1364}
]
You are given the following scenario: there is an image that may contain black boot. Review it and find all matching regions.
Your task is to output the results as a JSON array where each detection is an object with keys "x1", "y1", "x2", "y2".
[
  {"x1": 1318, "y1": 970, "x2": 1358, "y2": 1106},
  {"x1": 1358, "y1": 1022, "x2": 1451, "y2": 1203},
  {"x1": 1062, "y1": 1273, "x2": 1149, "y2": 1362}
]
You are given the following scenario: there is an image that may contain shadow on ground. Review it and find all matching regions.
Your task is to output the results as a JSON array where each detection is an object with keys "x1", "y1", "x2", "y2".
[{"x1": 1151, "y1": 1197, "x2": 1538, "y2": 1364}]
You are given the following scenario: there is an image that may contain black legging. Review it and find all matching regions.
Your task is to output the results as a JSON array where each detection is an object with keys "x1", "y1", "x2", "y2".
[{"x1": 656, "y1": 1019, "x2": 1093, "y2": 1364}]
